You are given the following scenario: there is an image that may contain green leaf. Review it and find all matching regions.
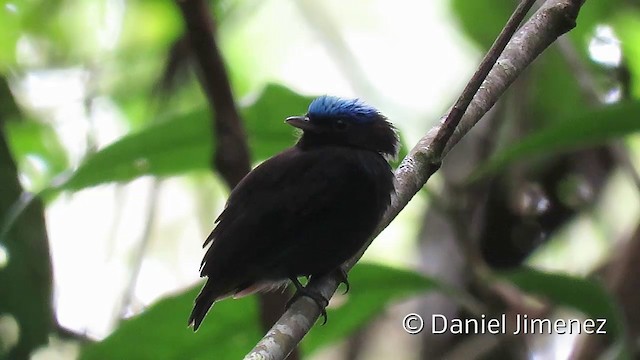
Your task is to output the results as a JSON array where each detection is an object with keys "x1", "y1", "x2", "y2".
[
  {"x1": 0, "y1": 79, "x2": 53, "y2": 360},
  {"x1": 528, "y1": 49, "x2": 585, "y2": 125},
  {"x1": 54, "y1": 109, "x2": 212, "y2": 192},
  {"x1": 449, "y1": 0, "x2": 512, "y2": 50},
  {"x1": 50, "y1": 84, "x2": 313, "y2": 193},
  {"x1": 242, "y1": 84, "x2": 311, "y2": 159},
  {"x1": 0, "y1": 196, "x2": 53, "y2": 360},
  {"x1": 0, "y1": 5, "x2": 21, "y2": 72},
  {"x1": 568, "y1": 0, "x2": 625, "y2": 52},
  {"x1": 80, "y1": 286, "x2": 262, "y2": 360},
  {"x1": 80, "y1": 263, "x2": 440, "y2": 359},
  {"x1": 0, "y1": 0, "x2": 64, "y2": 72},
  {"x1": 612, "y1": 9, "x2": 640, "y2": 100},
  {"x1": 502, "y1": 268, "x2": 627, "y2": 355},
  {"x1": 303, "y1": 263, "x2": 441, "y2": 355},
  {"x1": 4, "y1": 120, "x2": 69, "y2": 193},
  {"x1": 449, "y1": 0, "x2": 622, "y2": 52},
  {"x1": 469, "y1": 101, "x2": 640, "y2": 181}
]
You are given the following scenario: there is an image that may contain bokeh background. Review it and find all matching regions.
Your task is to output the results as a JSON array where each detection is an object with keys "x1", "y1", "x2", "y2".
[{"x1": 1, "y1": 0, "x2": 639, "y2": 359}]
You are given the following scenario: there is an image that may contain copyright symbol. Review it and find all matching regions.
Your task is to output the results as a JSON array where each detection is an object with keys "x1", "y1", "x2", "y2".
[{"x1": 403, "y1": 313, "x2": 424, "y2": 334}]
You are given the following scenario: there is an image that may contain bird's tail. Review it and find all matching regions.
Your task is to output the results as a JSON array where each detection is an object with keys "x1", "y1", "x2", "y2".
[{"x1": 188, "y1": 281, "x2": 230, "y2": 331}]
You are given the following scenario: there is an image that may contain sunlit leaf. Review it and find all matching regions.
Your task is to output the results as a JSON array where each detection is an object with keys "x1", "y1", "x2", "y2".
[
  {"x1": 4, "y1": 120, "x2": 69, "y2": 192},
  {"x1": 50, "y1": 84, "x2": 312, "y2": 193},
  {"x1": 612, "y1": 10, "x2": 640, "y2": 99},
  {"x1": 0, "y1": 0, "x2": 63, "y2": 71}
]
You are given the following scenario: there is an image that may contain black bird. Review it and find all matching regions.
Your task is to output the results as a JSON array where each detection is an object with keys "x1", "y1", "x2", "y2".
[{"x1": 189, "y1": 96, "x2": 398, "y2": 330}]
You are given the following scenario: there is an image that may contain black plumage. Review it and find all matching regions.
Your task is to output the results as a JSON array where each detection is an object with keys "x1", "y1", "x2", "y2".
[{"x1": 189, "y1": 96, "x2": 398, "y2": 330}]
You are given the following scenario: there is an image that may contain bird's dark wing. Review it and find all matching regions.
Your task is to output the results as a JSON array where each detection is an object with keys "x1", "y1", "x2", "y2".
[
  {"x1": 202, "y1": 146, "x2": 371, "y2": 274},
  {"x1": 189, "y1": 146, "x2": 392, "y2": 329}
]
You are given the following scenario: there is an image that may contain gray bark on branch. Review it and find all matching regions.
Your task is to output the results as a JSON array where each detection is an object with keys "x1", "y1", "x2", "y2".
[{"x1": 245, "y1": 0, "x2": 586, "y2": 359}]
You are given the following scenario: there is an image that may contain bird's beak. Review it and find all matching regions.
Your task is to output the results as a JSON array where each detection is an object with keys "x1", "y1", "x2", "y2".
[{"x1": 285, "y1": 116, "x2": 318, "y2": 131}]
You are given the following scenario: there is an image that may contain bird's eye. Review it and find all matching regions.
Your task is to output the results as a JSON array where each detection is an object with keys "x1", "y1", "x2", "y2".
[{"x1": 333, "y1": 119, "x2": 349, "y2": 131}]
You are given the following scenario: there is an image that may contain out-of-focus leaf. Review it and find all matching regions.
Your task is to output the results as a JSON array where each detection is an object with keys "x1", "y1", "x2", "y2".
[
  {"x1": 469, "y1": 101, "x2": 640, "y2": 181},
  {"x1": 529, "y1": 50, "x2": 584, "y2": 125},
  {"x1": 0, "y1": 0, "x2": 63, "y2": 71},
  {"x1": 568, "y1": 0, "x2": 624, "y2": 54},
  {"x1": 4, "y1": 120, "x2": 68, "y2": 192},
  {"x1": 448, "y1": 0, "x2": 624, "y2": 129},
  {"x1": 120, "y1": 1, "x2": 182, "y2": 53},
  {"x1": 80, "y1": 263, "x2": 441, "y2": 359},
  {"x1": 80, "y1": 287, "x2": 261, "y2": 360},
  {"x1": 448, "y1": 1, "x2": 604, "y2": 134},
  {"x1": 0, "y1": 78, "x2": 52, "y2": 360},
  {"x1": 303, "y1": 263, "x2": 441, "y2": 355},
  {"x1": 502, "y1": 268, "x2": 628, "y2": 356},
  {"x1": 50, "y1": 84, "x2": 312, "y2": 193},
  {"x1": 449, "y1": 0, "x2": 622, "y2": 51},
  {"x1": 0, "y1": 194, "x2": 51, "y2": 360},
  {"x1": 612, "y1": 10, "x2": 640, "y2": 99},
  {"x1": 241, "y1": 84, "x2": 311, "y2": 158},
  {"x1": 449, "y1": 0, "x2": 512, "y2": 50},
  {"x1": 0, "y1": 5, "x2": 21, "y2": 71},
  {"x1": 53, "y1": 108, "x2": 212, "y2": 192}
]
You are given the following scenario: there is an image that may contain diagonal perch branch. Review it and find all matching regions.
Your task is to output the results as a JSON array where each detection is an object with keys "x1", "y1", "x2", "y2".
[{"x1": 245, "y1": 0, "x2": 587, "y2": 359}]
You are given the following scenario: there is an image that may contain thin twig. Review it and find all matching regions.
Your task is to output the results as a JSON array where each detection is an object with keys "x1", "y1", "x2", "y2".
[
  {"x1": 432, "y1": 0, "x2": 537, "y2": 157},
  {"x1": 245, "y1": 1, "x2": 586, "y2": 359},
  {"x1": 443, "y1": 0, "x2": 584, "y2": 154},
  {"x1": 113, "y1": 180, "x2": 162, "y2": 322},
  {"x1": 54, "y1": 322, "x2": 94, "y2": 344}
]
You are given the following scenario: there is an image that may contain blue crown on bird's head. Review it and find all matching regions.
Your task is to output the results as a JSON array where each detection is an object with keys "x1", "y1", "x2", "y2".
[{"x1": 307, "y1": 96, "x2": 381, "y2": 124}]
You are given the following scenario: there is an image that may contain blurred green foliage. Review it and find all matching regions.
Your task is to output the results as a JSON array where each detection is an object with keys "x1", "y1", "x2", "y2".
[
  {"x1": 504, "y1": 269, "x2": 625, "y2": 340},
  {"x1": 470, "y1": 101, "x2": 640, "y2": 181},
  {"x1": 81, "y1": 288, "x2": 262, "y2": 360},
  {"x1": 613, "y1": 10, "x2": 640, "y2": 98},
  {"x1": 5, "y1": 120, "x2": 68, "y2": 192},
  {"x1": 0, "y1": 80, "x2": 52, "y2": 360},
  {"x1": 47, "y1": 84, "x2": 311, "y2": 193},
  {"x1": 80, "y1": 263, "x2": 440, "y2": 360},
  {"x1": 1, "y1": 0, "x2": 640, "y2": 358}
]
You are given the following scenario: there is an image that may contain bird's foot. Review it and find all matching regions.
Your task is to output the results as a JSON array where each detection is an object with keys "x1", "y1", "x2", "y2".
[
  {"x1": 335, "y1": 268, "x2": 350, "y2": 295},
  {"x1": 287, "y1": 277, "x2": 329, "y2": 325}
]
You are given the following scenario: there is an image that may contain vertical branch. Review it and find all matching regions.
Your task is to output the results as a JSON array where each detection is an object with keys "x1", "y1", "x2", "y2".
[
  {"x1": 176, "y1": 0, "x2": 250, "y2": 185},
  {"x1": 175, "y1": 1, "x2": 297, "y2": 357}
]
